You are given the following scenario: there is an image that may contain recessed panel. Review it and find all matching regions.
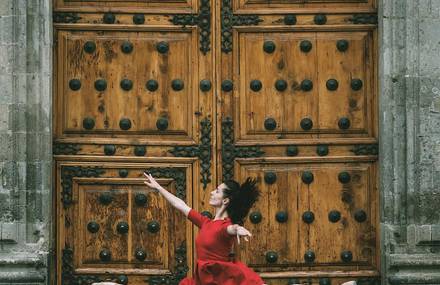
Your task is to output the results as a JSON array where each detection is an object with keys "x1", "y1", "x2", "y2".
[
  {"x1": 236, "y1": 30, "x2": 374, "y2": 142},
  {"x1": 236, "y1": 161, "x2": 377, "y2": 270},
  {"x1": 236, "y1": 0, "x2": 375, "y2": 13},
  {"x1": 57, "y1": 30, "x2": 198, "y2": 142},
  {"x1": 55, "y1": 0, "x2": 195, "y2": 12}
]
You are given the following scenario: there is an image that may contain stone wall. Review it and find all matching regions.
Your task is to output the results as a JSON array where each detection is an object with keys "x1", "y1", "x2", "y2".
[
  {"x1": 380, "y1": 0, "x2": 440, "y2": 284},
  {"x1": 0, "y1": 0, "x2": 52, "y2": 284},
  {"x1": 0, "y1": 0, "x2": 439, "y2": 284}
]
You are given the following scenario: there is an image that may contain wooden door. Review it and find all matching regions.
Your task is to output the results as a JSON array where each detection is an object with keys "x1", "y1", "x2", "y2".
[{"x1": 53, "y1": 0, "x2": 378, "y2": 284}]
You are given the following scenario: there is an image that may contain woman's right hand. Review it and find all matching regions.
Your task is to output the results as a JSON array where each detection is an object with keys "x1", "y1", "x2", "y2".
[{"x1": 143, "y1": 172, "x2": 162, "y2": 191}]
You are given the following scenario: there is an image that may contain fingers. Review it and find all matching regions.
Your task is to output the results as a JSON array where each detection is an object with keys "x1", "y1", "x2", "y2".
[{"x1": 236, "y1": 234, "x2": 240, "y2": 244}]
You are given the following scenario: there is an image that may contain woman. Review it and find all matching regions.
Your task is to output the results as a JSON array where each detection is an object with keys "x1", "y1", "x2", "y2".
[{"x1": 144, "y1": 173, "x2": 267, "y2": 285}]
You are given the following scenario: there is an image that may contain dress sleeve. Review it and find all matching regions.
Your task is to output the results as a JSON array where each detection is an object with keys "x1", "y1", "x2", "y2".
[
  {"x1": 220, "y1": 222, "x2": 233, "y2": 239},
  {"x1": 187, "y1": 209, "x2": 210, "y2": 228}
]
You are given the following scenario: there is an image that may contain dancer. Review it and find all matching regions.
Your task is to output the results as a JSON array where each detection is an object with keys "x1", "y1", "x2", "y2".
[{"x1": 143, "y1": 172, "x2": 267, "y2": 285}]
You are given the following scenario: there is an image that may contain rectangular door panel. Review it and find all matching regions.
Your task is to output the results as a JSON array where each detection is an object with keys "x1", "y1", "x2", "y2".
[
  {"x1": 233, "y1": 161, "x2": 378, "y2": 272},
  {"x1": 56, "y1": 30, "x2": 198, "y2": 143},
  {"x1": 234, "y1": 29, "x2": 375, "y2": 144},
  {"x1": 57, "y1": 161, "x2": 194, "y2": 284}
]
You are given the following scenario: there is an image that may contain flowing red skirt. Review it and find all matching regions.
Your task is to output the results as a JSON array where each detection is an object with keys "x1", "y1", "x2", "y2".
[{"x1": 179, "y1": 259, "x2": 263, "y2": 285}]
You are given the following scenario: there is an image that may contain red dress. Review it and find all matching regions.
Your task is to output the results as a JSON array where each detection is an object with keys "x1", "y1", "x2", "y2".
[{"x1": 179, "y1": 209, "x2": 264, "y2": 285}]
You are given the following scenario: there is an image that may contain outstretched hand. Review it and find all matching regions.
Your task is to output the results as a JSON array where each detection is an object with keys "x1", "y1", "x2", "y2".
[
  {"x1": 235, "y1": 225, "x2": 252, "y2": 245},
  {"x1": 143, "y1": 172, "x2": 161, "y2": 191}
]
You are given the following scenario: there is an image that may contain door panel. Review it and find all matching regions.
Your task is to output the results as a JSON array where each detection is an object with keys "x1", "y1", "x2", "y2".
[
  {"x1": 57, "y1": 30, "x2": 198, "y2": 143},
  {"x1": 235, "y1": 29, "x2": 374, "y2": 142},
  {"x1": 57, "y1": 161, "x2": 195, "y2": 284}
]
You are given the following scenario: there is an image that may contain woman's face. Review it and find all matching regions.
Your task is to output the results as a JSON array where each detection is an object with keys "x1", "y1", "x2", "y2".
[{"x1": 209, "y1": 183, "x2": 228, "y2": 207}]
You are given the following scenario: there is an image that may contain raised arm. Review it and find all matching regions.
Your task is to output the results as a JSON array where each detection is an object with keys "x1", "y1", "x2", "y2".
[{"x1": 143, "y1": 172, "x2": 191, "y2": 217}]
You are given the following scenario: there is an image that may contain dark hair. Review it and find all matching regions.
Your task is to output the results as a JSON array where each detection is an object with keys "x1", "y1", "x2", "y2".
[{"x1": 223, "y1": 177, "x2": 260, "y2": 225}]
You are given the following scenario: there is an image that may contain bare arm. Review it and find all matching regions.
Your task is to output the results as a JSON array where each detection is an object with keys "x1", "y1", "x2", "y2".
[
  {"x1": 226, "y1": 224, "x2": 252, "y2": 244},
  {"x1": 144, "y1": 172, "x2": 191, "y2": 217}
]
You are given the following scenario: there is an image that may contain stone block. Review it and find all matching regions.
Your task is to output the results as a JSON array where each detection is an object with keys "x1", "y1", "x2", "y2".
[
  {"x1": 0, "y1": 75, "x2": 13, "y2": 104},
  {"x1": 0, "y1": 15, "x2": 14, "y2": 43},
  {"x1": 0, "y1": 222, "x2": 18, "y2": 244},
  {"x1": 0, "y1": 1, "x2": 14, "y2": 16},
  {"x1": 0, "y1": 133, "x2": 13, "y2": 161}
]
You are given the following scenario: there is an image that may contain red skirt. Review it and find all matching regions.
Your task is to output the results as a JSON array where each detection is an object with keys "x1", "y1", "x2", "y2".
[{"x1": 179, "y1": 259, "x2": 264, "y2": 285}]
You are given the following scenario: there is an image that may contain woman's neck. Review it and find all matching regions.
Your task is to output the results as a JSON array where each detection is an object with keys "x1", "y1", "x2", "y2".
[{"x1": 213, "y1": 205, "x2": 229, "y2": 220}]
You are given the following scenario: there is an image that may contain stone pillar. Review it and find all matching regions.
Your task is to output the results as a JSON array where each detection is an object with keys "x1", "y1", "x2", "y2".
[
  {"x1": 0, "y1": 0, "x2": 52, "y2": 284},
  {"x1": 380, "y1": 0, "x2": 440, "y2": 284}
]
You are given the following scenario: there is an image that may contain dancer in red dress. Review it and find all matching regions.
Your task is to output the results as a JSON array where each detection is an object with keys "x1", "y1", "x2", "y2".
[{"x1": 144, "y1": 173, "x2": 267, "y2": 285}]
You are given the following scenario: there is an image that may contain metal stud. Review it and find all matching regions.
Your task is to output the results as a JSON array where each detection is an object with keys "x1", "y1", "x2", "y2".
[
  {"x1": 338, "y1": 172, "x2": 351, "y2": 183},
  {"x1": 147, "y1": 221, "x2": 160, "y2": 233},
  {"x1": 302, "y1": 171, "x2": 314, "y2": 184},
  {"x1": 263, "y1": 41, "x2": 276, "y2": 53},
  {"x1": 266, "y1": 251, "x2": 278, "y2": 263},
  {"x1": 275, "y1": 79, "x2": 287, "y2": 91},
  {"x1": 117, "y1": 275, "x2": 128, "y2": 285},
  {"x1": 286, "y1": 145, "x2": 298, "y2": 156},
  {"x1": 133, "y1": 14, "x2": 145, "y2": 25},
  {"x1": 87, "y1": 221, "x2": 100, "y2": 233},
  {"x1": 264, "y1": 172, "x2": 277, "y2": 184},
  {"x1": 284, "y1": 14, "x2": 297, "y2": 25},
  {"x1": 264, "y1": 118, "x2": 277, "y2": 131},
  {"x1": 304, "y1": 250, "x2": 315, "y2": 263},
  {"x1": 146, "y1": 80, "x2": 159, "y2": 91},
  {"x1": 341, "y1": 250, "x2": 353, "y2": 262},
  {"x1": 249, "y1": 211, "x2": 262, "y2": 224},
  {"x1": 337, "y1": 40, "x2": 349, "y2": 52},
  {"x1": 156, "y1": 41, "x2": 169, "y2": 54},
  {"x1": 84, "y1": 41, "x2": 96, "y2": 54},
  {"x1": 119, "y1": 169, "x2": 129, "y2": 178},
  {"x1": 200, "y1": 79, "x2": 212, "y2": 92},
  {"x1": 171, "y1": 79, "x2": 184, "y2": 91},
  {"x1": 351, "y1": 79, "x2": 363, "y2": 91},
  {"x1": 120, "y1": 79, "x2": 133, "y2": 91},
  {"x1": 117, "y1": 221, "x2": 129, "y2": 234},
  {"x1": 134, "y1": 146, "x2": 146, "y2": 156},
  {"x1": 135, "y1": 193, "x2": 148, "y2": 206},
  {"x1": 69, "y1": 79, "x2": 81, "y2": 91},
  {"x1": 354, "y1": 210, "x2": 367, "y2": 223},
  {"x1": 338, "y1": 117, "x2": 350, "y2": 130},
  {"x1": 119, "y1": 118, "x2": 132, "y2": 130},
  {"x1": 275, "y1": 211, "x2": 288, "y2": 223},
  {"x1": 121, "y1": 41, "x2": 133, "y2": 54},
  {"x1": 201, "y1": 211, "x2": 213, "y2": 219},
  {"x1": 326, "y1": 79, "x2": 339, "y2": 91},
  {"x1": 302, "y1": 211, "x2": 315, "y2": 224},
  {"x1": 250, "y1": 80, "x2": 262, "y2": 92},
  {"x1": 314, "y1": 14, "x2": 327, "y2": 25},
  {"x1": 99, "y1": 249, "x2": 112, "y2": 261},
  {"x1": 316, "y1": 145, "x2": 329, "y2": 156},
  {"x1": 94, "y1": 79, "x2": 107, "y2": 91},
  {"x1": 156, "y1": 117, "x2": 168, "y2": 131},
  {"x1": 103, "y1": 13, "x2": 116, "y2": 24},
  {"x1": 135, "y1": 249, "x2": 147, "y2": 261},
  {"x1": 300, "y1": 40, "x2": 312, "y2": 53},
  {"x1": 99, "y1": 192, "x2": 113, "y2": 205},
  {"x1": 301, "y1": 79, "x2": 313, "y2": 91},
  {"x1": 319, "y1": 278, "x2": 332, "y2": 285},
  {"x1": 328, "y1": 210, "x2": 341, "y2": 223},
  {"x1": 300, "y1": 118, "x2": 313, "y2": 130},
  {"x1": 222, "y1": 80, "x2": 233, "y2": 92},
  {"x1": 83, "y1": 117, "x2": 95, "y2": 130},
  {"x1": 104, "y1": 145, "x2": 116, "y2": 156}
]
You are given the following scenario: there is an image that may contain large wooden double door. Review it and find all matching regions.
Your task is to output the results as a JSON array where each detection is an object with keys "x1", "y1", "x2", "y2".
[{"x1": 53, "y1": 0, "x2": 379, "y2": 284}]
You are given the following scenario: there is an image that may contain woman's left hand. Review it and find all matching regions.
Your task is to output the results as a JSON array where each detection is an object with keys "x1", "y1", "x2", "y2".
[{"x1": 235, "y1": 225, "x2": 252, "y2": 244}]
